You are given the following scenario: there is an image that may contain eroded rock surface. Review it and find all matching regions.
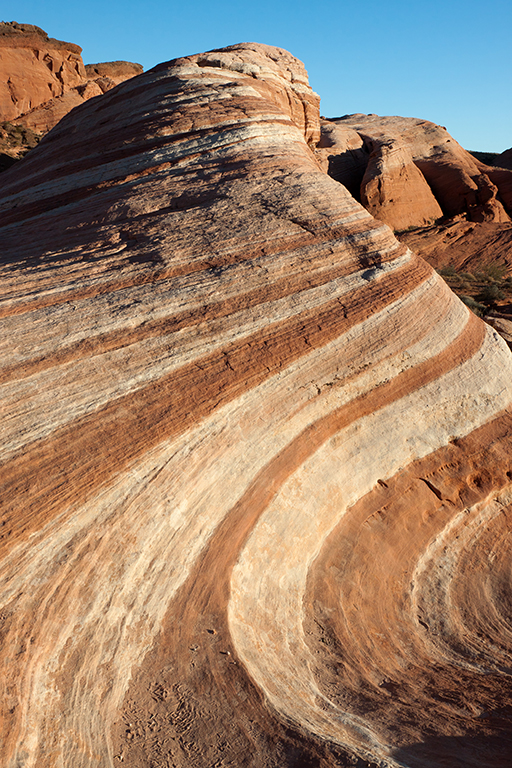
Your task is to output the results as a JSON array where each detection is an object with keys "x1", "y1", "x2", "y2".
[
  {"x1": 318, "y1": 114, "x2": 512, "y2": 283},
  {"x1": 320, "y1": 113, "x2": 512, "y2": 230},
  {"x1": 0, "y1": 21, "x2": 142, "y2": 139},
  {"x1": 1, "y1": 43, "x2": 512, "y2": 768},
  {"x1": 397, "y1": 218, "x2": 512, "y2": 273}
]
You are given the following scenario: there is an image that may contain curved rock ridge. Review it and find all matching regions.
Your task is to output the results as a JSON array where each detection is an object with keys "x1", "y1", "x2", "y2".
[
  {"x1": 1, "y1": 43, "x2": 512, "y2": 768},
  {"x1": 318, "y1": 114, "x2": 512, "y2": 231},
  {"x1": 0, "y1": 20, "x2": 142, "y2": 136}
]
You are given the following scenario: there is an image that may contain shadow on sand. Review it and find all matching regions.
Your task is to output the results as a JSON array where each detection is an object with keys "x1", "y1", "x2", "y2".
[{"x1": 392, "y1": 729, "x2": 512, "y2": 768}]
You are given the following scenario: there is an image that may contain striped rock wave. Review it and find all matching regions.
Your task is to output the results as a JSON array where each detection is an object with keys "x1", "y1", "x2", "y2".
[{"x1": 1, "y1": 43, "x2": 512, "y2": 768}]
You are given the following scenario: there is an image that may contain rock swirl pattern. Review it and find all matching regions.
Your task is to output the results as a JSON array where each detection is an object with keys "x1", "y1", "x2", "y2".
[{"x1": 1, "y1": 43, "x2": 512, "y2": 768}]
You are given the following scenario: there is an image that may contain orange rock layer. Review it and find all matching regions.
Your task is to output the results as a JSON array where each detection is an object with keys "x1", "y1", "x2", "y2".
[
  {"x1": 1, "y1": 43, "x2": 512, "y2": 768},
  {"x1": 0, "y1": 21, "x2": 142, "y2": 133},
  {"x1": 317, "y1": 114, "x2": 512, "y2": 232}
]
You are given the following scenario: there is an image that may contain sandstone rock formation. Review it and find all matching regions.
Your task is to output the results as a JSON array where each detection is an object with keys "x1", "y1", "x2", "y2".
[
  {"x1": 315, "y1": 118, "x2": 442, "y2": 232},
  {"x1": 0, "y1": 21, "x2": 142, "y2": 140},
  {"x1": 318, "y1": 113, "x2": 512, "y2": 231},
  {"x1": 316, "y1": 114, "x2": 512, "y2": 285},
  {"x1": 396, "y1": 218, "x2": 512, "y2": 273},
  {"x1": 495, "y1": 147, "x2": 512, "y2": 170},
  {"x1": 318, "y1": 115, "x2": 512, "y2": 229},
  {"x1": 1, "y1": 43, "x2": 512, "y2": 768},
  {"x1": 486, "y1": 310, "x2": 512, "y2": 346}
]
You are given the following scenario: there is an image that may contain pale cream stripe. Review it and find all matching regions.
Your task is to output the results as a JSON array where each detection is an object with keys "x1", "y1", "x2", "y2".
[
  {"x1": 3, "y1": 276, "x2": 463, "y2": 767},
  {"x1": 228, "y1": 324, "x2": 512, "y2": 763},
  {"x1": 0, "y1": 200, "x2": 381, "y2": 313},
  {"x1": 0, "y1": 236, "x2": 401, "y2": 366},
  {"x1": 0, "y1": 121, "x2": 310, "y2": 212},
  {"x1": 0, "y1": 253, "x2": 412, "y2": 460},
  {"x1": 411, "y1": 484, "x2": 512, "y2": 671}
]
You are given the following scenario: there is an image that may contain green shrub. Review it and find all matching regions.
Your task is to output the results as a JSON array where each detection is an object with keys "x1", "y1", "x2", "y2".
[
  {"x1": 460, "y1": 296, "x2": 487, "y2": 317},
  {"x1": 485, "y1": 263, "x2": 508, "y2": 281},
  {"x1": 437, "y1": 265, "x2": 457, "y2": 277},
  {"x1": 476, "y1": 284, "x2": 506, "y2": 306}
]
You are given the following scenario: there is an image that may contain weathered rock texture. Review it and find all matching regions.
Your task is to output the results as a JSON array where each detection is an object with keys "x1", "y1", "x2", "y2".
[
  {"x1": 397, "y1": 218, "x2": 512, "y2": 273},
  {"x1": 0, "y1": 21, "x2": 142, "y2": 135},
  {"x1": 317, "y1": 115, "x2": 512, "y2": 279},
  {"x1": 1, "y1": 43, "x2": 512, "y2": 768},
  {"x1": 486, "y1": 311, "x2": 512, "y2": 346},
  {"x1": 318, "y1": 114, "x2": 512, "y2": 232}
]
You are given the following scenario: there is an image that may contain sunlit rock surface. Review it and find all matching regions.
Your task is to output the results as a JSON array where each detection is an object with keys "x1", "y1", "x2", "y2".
[
  {"x1": 0, "y1": 21, "x2": 142, "y2": 135},
  {"x1": 320, "y1": 114, "x2": 512, "y2": 230},
  {"x1": 1, "y1": 43, "x2": 512, "y2": 768}
]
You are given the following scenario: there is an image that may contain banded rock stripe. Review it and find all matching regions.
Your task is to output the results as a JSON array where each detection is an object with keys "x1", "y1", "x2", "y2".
[{"x1": 1, "y1": 43, "x2": 512, "y2": 768}]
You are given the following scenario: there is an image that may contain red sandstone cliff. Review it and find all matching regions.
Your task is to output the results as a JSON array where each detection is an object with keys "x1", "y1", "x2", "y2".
[
  {"x1": 318, "y1": 114, "x2": 512, "y2": 229},
  {"x1": 316, "y1": 114, "x2": 512, "y2": 278},
  {"x1": 0, "y1": 21, "x2": 142, "y2": 142},
  {"x1": 1, "y1": 42, "x2": 512, "y2": 768}
]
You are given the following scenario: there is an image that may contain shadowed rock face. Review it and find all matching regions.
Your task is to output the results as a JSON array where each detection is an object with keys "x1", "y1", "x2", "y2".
[
  {"x1": 1, "y1": 43, "x2": 512, "y2": 768},
  {"x1": 496, "y1": 147, "x2": 512, "y2": 171}
]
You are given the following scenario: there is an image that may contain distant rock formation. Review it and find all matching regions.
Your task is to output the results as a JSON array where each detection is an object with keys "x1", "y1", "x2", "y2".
[
  {"x1": 1, "y1": 42, "x2": 512, "y2": 768},
  {"x1": 317, "y1": 114, "x2": 512, "y2": 279},
  {"x1": 0, "y1": 21, "x2": 142, "y2": 160},
  {"x1": 496, "y1": 147, "x2": 512, "y2": 170},
  {"x1": 396, "y1": 217, "x2": 512, "y2": 273},
  {"x1": 318, "y1": 114, "x2": 512, "y2": 230}
]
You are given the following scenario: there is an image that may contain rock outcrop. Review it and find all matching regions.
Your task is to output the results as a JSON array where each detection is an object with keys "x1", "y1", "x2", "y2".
[
  {"x1": 319, "y1": 113, "x2": 512, "y2": 230},
  {"x1": 0, "y1": 21, "x2": 142, "y2": 137},
  {"x1": 495, "y1": 147, "x2": 512, "y2": 170},
  {"x1": 317, "y1": 115, "x2": 512, "y2": 281},
  {"x1": 396, "y1": 218, "x2": 512, "y2": 273},
  {"x1": 1, "y1": 43, "x2": 512, "y2": 768},
  {"x1": 486, "y1": 310, "x2": 512, "y2": 346}
]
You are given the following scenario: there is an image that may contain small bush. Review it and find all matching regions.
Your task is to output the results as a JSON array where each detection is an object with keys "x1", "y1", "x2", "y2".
[
  {"x1": 460, "y1": 296, "x2": 487, "y2": 317},
  {"x1": 485, "y1": 263, "x2": 508, "y2": 281},
  {"x1": 437, "y1": 265, "x2": 457, "y2": 277},
  {"x1": 476, "y1": 284, "x2": 506, "y2": 306}
]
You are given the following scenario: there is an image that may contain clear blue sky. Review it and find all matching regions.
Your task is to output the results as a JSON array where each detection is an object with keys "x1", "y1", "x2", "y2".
[{"x1": 3, "y1": 0, "x2": 511, "y2": 151}]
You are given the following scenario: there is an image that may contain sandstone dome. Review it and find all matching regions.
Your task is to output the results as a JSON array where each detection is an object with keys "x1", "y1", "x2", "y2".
[{"x1": 1, "y1": 43, "x2": 512, "y2": 768}]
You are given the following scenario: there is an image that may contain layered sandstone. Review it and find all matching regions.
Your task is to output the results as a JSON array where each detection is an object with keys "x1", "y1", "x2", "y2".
[
  {"x1": 396, "y1": 218, "x2": 512, "y2": 273},
  {"x1": 0, "y1": 21, "x2": 142, "y2": 136},
  {"x1": 1, "y1": 43, "x2": 512, "y2": 768}
]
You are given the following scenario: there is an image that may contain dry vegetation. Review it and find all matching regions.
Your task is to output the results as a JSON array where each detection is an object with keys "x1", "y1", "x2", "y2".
[{"x1": 436, "y1": 263, "x2": 512, "y2": 317}]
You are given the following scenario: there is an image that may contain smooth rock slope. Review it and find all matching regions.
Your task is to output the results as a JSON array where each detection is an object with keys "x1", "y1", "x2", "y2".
[{"x1": 1, "y1": 43, "x2": 512, "y2": 768}]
